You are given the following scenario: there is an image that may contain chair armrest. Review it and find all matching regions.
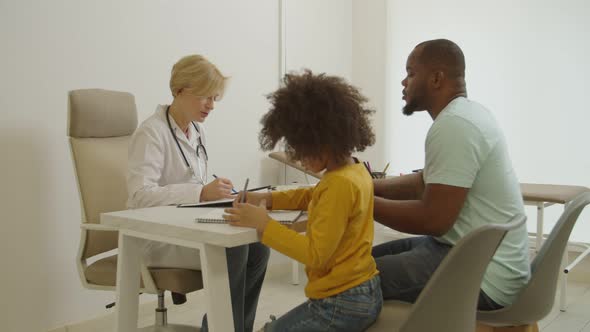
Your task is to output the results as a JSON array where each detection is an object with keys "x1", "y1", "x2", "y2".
[
  {"x1": 77, "y1": 223, "x2": 159, "y2": 293},
  {"x1": 80, "y1": 223, "x2": 118, "y2": 232},
  {"x1": 79, "y1": 224, "x2": 119, "y2": 259}
]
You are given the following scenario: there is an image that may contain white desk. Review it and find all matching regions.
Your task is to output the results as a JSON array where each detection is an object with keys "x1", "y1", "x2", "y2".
[{"x1": 101, "y1": 206, "x2": 259, "y2": 332}]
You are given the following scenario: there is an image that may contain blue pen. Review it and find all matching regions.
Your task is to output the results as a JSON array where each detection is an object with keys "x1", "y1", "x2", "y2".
[{"x1": 213, "y1": 174, "x2": 238, "y2": 194}]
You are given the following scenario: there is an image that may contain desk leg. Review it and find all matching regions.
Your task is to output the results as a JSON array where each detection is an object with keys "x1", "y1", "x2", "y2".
[
  {"x1": 291, "y1": 259, "x2": 300, "y2": 285},
  {"x1": 559, "y1": 204, "x2": 569, "y2": 312},
  {"x1": 115, "y1": 232, "x2": 142, "y2": 332},
  {"x1": 535, "y1": 203, "x2": 544, "y2": 252},
  {"x1": 200, "y1": 244, "x2": 235, "y2": 332},
  {"x1": 560, "y1": 249, "x2": 568, "y2": 311}
]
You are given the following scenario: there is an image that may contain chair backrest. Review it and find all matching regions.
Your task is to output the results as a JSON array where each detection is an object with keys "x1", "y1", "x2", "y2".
[
  {"x1": 478, "y1": 192, "x2": 590, "y2": 325},
  {"x1": 268, "y1": 151, "x2": 323, "y2": 179},
  {"x1": 68, "y1": 88, "x2": 137, "y2": 258},
  {"x1": 400, "y1": 215, "x2": 526, "y2": 332}
]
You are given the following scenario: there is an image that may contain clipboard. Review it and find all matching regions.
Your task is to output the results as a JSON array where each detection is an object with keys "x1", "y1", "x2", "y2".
[
  {"x1": 177, "y1": 198, "x2": 233, "y2": 208},
  {"x1": 176, "y1": 185, "x2": 272, "y2": 208}
]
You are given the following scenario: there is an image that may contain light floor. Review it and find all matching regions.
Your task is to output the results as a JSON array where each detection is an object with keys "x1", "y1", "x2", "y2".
[
  {"x1": 63, "y1": 251, "x2": 590, "y2": 332},
  {"x1": 536, "y1": 251, "x2": 590, "y2": 332}
]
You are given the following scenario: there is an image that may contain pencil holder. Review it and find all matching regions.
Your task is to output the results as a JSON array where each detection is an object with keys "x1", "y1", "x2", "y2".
[{"x1": 371, "y1": 171, "x2": 386, "y2": 179}]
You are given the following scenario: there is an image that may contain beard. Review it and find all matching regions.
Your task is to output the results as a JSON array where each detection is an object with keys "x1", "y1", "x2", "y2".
[
  {"x1": 402, "y1": 101, "x2": 419, "y2": 116},
  {"x1": 402, "y1": 97, "x2": 426, "y2": 116},
  {"x1": 402, "y1": 87, "x2": 427, "y2": 116}
]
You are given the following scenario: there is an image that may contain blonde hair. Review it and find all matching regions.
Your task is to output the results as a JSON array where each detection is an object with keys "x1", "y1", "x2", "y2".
[{"x1": 169, "y1": 54, "x2": 228, "y2": 98}]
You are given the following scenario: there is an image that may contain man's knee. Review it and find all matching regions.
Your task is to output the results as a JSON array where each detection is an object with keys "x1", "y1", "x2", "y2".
[
  {"x1": 375, "y1": 254, "x2": 405, "y2": 277},
  {"x1": 242, "y1": 243, "x2": 270, "y2": 273}
]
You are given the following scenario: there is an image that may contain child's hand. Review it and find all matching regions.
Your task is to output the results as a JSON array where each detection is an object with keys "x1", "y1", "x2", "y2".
[
  {"x1": 224, "y1": 200, "x2": 271, "y2": 234},
  {"x1": 233, "y1": 192, "x2": 272, "y2": 209}
]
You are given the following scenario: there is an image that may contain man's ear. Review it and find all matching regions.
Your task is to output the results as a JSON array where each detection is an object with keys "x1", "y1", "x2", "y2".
[{"x1": 431, "y1": 71, "x2": 444, "y2": 89}]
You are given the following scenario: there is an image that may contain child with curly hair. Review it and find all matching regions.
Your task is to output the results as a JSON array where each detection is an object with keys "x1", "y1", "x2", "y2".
[{"x1": 223, "y1": 70, "x2": 382, "y2": 331}]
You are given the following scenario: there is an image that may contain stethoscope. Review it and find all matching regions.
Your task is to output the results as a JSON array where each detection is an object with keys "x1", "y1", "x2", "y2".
[{"x1": 166, "y1": 106, "x2": 208, "y2": 184}]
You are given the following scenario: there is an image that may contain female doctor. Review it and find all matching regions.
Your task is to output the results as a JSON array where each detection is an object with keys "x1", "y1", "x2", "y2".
[{"x1": 127, "y1": 54, "x2": 270, "y2": 332}]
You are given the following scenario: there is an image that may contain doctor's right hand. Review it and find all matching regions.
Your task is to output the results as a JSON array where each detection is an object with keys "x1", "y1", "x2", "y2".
[
  {"x1": 200, "y1": 177, "x2": 235, "y2": 201},
  {"x1": 234, "y1": 191, "x2": 273, "y2": 209}
]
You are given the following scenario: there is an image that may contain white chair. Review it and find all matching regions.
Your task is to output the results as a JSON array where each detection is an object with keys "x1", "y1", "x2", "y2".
[
  {"x1": 268, "y1": 151, "x2": 323, "y2": 179},
  {"x1": 520, "y1": 183, "x2": 590, "y2": 311},
  {"x1": 477, "y1": 192, "x2": 590, "y2": 331},
  {"x1": 68, "y1": 88, "x2": 202, "y2": 331},
  {"x1": 368, "y1": 215, "x2": 526, "y2": 332}
]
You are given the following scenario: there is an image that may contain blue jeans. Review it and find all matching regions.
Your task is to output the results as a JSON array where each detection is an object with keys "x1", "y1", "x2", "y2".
[
  {"x1": 263, "y1": 275, "x2": 383, "y2": 332},
  {"x1": 372, "y1": 236, "x2": 502, "y2": 311},
  {"x1": 201, "y1": 242, "x2": 270, "y2": 332}
]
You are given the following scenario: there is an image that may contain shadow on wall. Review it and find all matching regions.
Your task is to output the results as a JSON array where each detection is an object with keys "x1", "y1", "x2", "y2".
[
  {"x1": 0, "y1": 128, "x2": 115, "y2": 332},
  {"x1": 0, "y1": 130, "x2": 51, "y2": 332},
  {"x1": 259, "y1": 156, "x2": 282, "y2": 187}
]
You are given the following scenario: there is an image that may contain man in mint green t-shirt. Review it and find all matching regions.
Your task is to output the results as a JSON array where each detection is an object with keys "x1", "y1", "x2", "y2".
[{"x1": 372, "y1": 39, "x2": 530, "y2": 310}]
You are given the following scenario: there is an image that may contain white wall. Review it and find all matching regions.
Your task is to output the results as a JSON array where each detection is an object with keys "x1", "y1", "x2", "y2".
[
  {"x1": 0, "y1": 1, "x2": 280, "y2": 331},
  {"x1": 280, "y1": 0, "x2": 353, "y2": 184},
  {"x1": 284, "y1": 0, "x2": 352, "y2": 79},
  {"x1": 282, "y1": 0, "x2": 389, "y2": 180},
  {"x1": 351, "y1": 0, "x2": 388, "y2": 172},
  {"x1": 382, "y1": 0, "x2": 590, "y2": 240}
]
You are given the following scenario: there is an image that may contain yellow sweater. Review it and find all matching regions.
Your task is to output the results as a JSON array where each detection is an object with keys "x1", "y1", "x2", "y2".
[{"x1": 262, "y1": 163, "x2": 378, "y2": 299}]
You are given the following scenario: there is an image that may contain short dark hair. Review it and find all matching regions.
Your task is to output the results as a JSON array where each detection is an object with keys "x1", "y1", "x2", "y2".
[
  {"x1": 416, "y1": 39, "x2": 465, "y2": 79},
  {"x1": 259, "y1": 70, "x2": 375, "y2": 162}
]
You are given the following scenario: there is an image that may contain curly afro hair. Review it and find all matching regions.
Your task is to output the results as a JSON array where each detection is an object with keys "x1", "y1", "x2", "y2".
[{"x1": 259, "y1": 70, "x2": 375, "y2": 163}]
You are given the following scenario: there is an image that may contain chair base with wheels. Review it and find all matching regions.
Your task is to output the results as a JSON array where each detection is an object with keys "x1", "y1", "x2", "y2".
[
  {"x1": 476, "y1": 322, "x2": 538, "y2": 332},
  {"x1": 137, "y1": 292, "x2": 198, "y2": 331}
]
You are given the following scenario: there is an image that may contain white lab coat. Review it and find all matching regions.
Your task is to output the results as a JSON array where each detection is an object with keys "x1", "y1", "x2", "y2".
[{"x1": 126, "y1": 104, "x2": 206, "y2": 269}]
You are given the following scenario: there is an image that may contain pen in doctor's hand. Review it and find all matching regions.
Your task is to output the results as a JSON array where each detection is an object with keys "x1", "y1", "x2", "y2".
[{"x1": 213, "y1": 174, "x2": 238, "y2": 194}]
